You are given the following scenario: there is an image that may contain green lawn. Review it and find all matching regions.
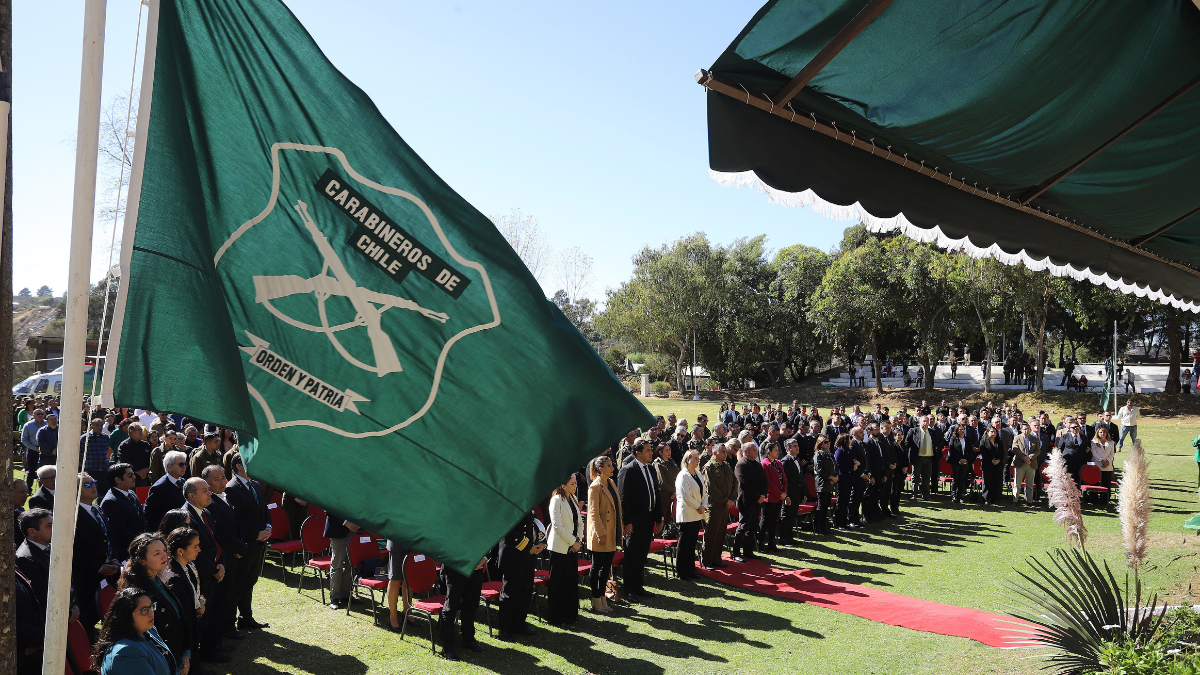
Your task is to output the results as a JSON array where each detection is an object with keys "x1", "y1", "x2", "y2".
[{"x1": 21, "y1": 397, "x2": 1200, "y2": 674}]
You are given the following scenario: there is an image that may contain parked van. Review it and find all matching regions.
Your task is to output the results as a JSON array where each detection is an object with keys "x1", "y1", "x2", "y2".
[{"x1": 13, "y1": 362, "x2": 102, "y2": 396}]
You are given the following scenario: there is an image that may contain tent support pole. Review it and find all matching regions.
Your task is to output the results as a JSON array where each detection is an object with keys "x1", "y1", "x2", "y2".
[
  {"x1": 42, "y1": 1, "x2": 107, "y2": 673},
  {"x1": 774, "y1": 0, "x2": 894, "y2": 107},
  {"x1": 1018, "y1": 72, "x2": 1200, "y2": 205}
]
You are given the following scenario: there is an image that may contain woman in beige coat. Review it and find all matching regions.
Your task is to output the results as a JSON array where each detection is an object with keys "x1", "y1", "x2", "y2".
[{"x1": 586, "y1": 455, "x2": 623, "y2": 613}]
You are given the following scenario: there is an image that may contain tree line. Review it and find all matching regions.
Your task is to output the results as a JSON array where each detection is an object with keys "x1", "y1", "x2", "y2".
[{"x1": 597, "y1": 226, "x2": 1193, "y2": 395}]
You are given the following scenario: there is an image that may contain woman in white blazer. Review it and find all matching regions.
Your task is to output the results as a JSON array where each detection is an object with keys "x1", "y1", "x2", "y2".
[
  {"x1": 674, "y1": 449, "x2": 708, "y2": 580},
  {"x1": 547, "y1": 475, "x2": 584, "y2": 625}
]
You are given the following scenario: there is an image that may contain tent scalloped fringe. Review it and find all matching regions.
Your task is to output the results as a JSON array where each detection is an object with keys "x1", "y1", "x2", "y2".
[{"x1": 710, "y1": 169, "x2": 1200, "y2": 313}]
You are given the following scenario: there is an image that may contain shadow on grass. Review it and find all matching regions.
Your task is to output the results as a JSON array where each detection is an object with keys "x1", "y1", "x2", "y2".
[{"x1": 224, "y1": 630, "x2": 369, "y2": 675}]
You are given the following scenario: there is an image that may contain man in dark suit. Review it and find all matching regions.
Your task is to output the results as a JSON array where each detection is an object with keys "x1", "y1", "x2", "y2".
[
  {"x1": 145, "y1": 449, "x2": 189, "y2": 531},
  {"x1": 15, "y1": 567, "x2": 46, "y2": 675},
  {"x1": 13, "y1": 479, "x2": 29, "y2": 546},
  {"x1": 15, "y1": 508, "x2": 54, "y2": 603},
  {"x1": 864, "y1": 424, "x2": 888, "y2": 520},
  {"x1": 779, "y1": 439, "x2": 806, "y2": 545},
  {"x1": 905, "y1": 416, "x2": 944, "y2": 499},
  {"x1": 224, "y1": 465, "x2": 271, "y2": 631},
  {"x1": 732, "y1": 442, "x2": 766, "y2": 562},
  {"x1": 497, "y1": 510, "x2": 544, "y2": 640},
  {"x1": 74, "y1": 473, "x2": 120, "y2": 641},
  {"x1": 1095, "y1": 411, "x2": 1119, "y2": 445},
  {"x1": 27, "y1": 466, "x2": 55, "y2": 512},
  {"x1": 1076, "y1": 412, "x2": 1096, "y2": 445},
  {"x1": 203, "y1": 465, "x2": 247, "y2": 642},
  {"x1": 1057, "y1": 423, "x2": 1088, "y2": 484},
  {"x1": 618, "y1": 439, "x2": 662, "y2": 601},
  {"x1": 848, "y1": 428, "x2": 872, "y2": 524},
  {"x1": 100, "y1": 463, "x2": 147, "y2": 560},
  {"x1": 183, "y1": 476, "x2": 232, "y2": 663},
  {"x1": 947, "y1": 426, "x2": 976, "y2": 503}
]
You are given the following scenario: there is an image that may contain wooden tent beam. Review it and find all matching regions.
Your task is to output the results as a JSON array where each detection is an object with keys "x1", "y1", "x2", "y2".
[
  {"x1": 1131, "y1": 204, "x2": 1200, "y2": 248},
  {"x1": 1019, "y1": 72, "x2": 1200, "y2": 205},
  {"x1": 774, "y1": 0, "x2": 894, "y2": 107}
]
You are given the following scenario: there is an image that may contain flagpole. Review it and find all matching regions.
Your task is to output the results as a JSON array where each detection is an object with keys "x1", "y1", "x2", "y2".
[
  {"x1": 42, "y1": 0, "x2": 107, "y2": 673},
  {"x1": 100, "y1": 0, "x2": 158, "y2": 408},
  {"x1": 1113, "y1": 319, "x2": 1118, "y2": 415}
]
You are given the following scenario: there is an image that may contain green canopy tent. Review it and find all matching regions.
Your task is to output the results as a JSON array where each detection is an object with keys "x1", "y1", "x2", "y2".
[{"x1": 699, "y1": 0, "x2": 1200, "y2": 310}]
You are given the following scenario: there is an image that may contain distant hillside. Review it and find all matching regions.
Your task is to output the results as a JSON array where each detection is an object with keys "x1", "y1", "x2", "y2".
[{"x1": 13, "y1": 304, "x2": 57, "y2": 381}]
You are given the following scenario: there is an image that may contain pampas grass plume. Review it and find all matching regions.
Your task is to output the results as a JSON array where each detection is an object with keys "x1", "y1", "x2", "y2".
[
  {"x1": 1118, "y1": 439, "x2": 1152, "y2": 569},
  {"x1": 1046, "y1": 447, "x2": 1087, "y2": 549}
]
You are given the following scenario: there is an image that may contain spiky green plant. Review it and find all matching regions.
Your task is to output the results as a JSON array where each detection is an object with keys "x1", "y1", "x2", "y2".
[{"x1": 1005, "y1": 547, "x2": 1167, "y2": 674}]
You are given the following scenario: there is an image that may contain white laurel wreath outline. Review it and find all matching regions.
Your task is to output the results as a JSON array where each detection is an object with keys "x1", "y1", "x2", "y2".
[{"x1": 213, "y1": 142, "x2": 502, "y2": 438}]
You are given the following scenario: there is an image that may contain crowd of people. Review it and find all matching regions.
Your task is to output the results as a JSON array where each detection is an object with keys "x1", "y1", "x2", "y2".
[
  {"x1": 10, "y1": 393, "x2": 1142, "y2": 669},
  {"x1": 13, "y1": 400, "x2": 268, "y2": 675}
]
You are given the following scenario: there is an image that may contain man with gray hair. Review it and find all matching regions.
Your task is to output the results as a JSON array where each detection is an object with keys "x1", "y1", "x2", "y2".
[
  {"x1": 28, "y1": 465, "x2": 56, "y2": 512},
  {"x1": 184, "y1": 476, "x2": 232, "y2": 661},
  {"x1": 20, "y1": 407, "x2": 46, "y2": 485},
  {"x1": 146, "y1": 448, "x2": 189, "y2": 530}
]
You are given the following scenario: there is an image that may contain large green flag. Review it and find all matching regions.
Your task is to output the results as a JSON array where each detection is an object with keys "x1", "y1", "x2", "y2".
[{"x1": 104, "y1": 0, "x2": 652, "y2": 572}]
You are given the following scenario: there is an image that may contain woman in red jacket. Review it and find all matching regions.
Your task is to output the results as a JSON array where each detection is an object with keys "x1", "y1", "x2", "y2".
[{"x1": 758, "y1": 441, "x2": 789, "y2": 552}]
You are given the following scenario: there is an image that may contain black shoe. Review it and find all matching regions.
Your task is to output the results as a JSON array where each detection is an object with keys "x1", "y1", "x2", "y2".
[
  {"x1": 517, "y1": 626, "x2": 537, "y2": 637},
  {"x1": 626, "y1": 591, "x2": 643, "y2": 603},
  {"x1": 497, "y1": 630, "x2": 515, "y2": 641},
  {"x1": 328, "y1": 601, "x2": 345, "y2": 610},
  {"x1": 216, "y1": 644, "x2": 237, "y2": 653},
  {"x1": 224, "y1": 629, "x2": 245, "y2": 640},
  {"x1": 731, "y1": 556, "x2": 746, "y2": 563},
  {"x1": 638, "y1": 589, "x2": 656, "y2": 598},
  {"x1": 202, "y1": 653, "x2": 232, "y2": 663},
  {"x1": 465, "y1": 641, "x2": 486, "y2": 653},
  {"x1": 846, "y1": 522, "x2": 860, "y2": 529},
  {"x1": 238, "y1": 619, "x2": 269, "y2": 630},
  {"x1": 714, "y1": 562, "x2": 728, "y2": 569},
  {"x1": 443, "y1": 650, "x2": 460, "y2": 662},
  {"x1": 703, "y1": 566, "x2": 716, "y2": 571}
]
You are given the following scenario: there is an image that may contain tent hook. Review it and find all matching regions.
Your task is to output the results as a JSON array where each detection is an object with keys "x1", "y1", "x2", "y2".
[{"x1": 737, "y1": 83, "x2": 751, "y2": 104}]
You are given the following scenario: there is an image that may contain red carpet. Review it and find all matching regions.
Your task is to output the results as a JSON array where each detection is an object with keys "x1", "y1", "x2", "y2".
[{"x1": 696, "y1": 556, "x2": 1035, "y2": 648}]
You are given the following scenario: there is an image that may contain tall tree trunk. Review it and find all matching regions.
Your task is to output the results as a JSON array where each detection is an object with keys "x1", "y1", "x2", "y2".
[
  {"x1": 1166, "y1": 312, "x2": 1182, "y2": 395},
  {"x1": 1035, "y1": 292, "x2": 1049, "y2": 391},
  {"x1": 870, "y1": 329, "x2": 883, "y2": 394},
  {"x1": 971, "y1": 300, "x2": 993, "y2": 393},
  {"x1": 0, "y1": 0, "x2": 14, "y2": 665}
]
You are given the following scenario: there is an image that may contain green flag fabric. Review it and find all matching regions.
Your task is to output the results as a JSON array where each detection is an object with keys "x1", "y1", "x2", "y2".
[
  {"x1": 106, "y1": 0, "x2": 652, "y2": 573},
  {"x1": 1100, "y1": 362, "x2": 1113, "y2": 411}
]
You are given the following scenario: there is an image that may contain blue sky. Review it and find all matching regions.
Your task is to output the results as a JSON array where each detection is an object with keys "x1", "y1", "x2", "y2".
[{"x1": 12, "y1": 0, "x2": 841, "y2": 300}]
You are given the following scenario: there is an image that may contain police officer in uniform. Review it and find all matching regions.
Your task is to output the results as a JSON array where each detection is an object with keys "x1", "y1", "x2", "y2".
[{"x1": 497, "y1": 511, "x2": 545, "y2": 641}]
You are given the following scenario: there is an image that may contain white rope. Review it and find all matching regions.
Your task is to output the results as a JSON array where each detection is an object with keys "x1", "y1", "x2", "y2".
[
  {"x1": 709, "y1": 169, "x2": 1200, "y2": 313},
  {"x1": 89, "y1": 3, "x2": 145, "y2": 405}
]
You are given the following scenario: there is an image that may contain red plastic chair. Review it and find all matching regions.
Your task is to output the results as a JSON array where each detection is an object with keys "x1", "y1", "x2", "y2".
[
  {"x1": 266, "y1": 508, "x2": 302, "y2": 583},
  {"x1": 399, "y1": 554, "x2": 445, "y2": 651},
  {"x1": 480, "y1": 579, "x2": 503, "y2": 636},
  {"x1": 65, "y1": 620, "x2": 92, "y2": 674},
  {"x1": 296, "y1": 516, "x2": 332, "y2": 601},
  {"x1": 307, "y1": 504, "x2": 326, "y2": 520},
  {"x1": 98, "y1": 582, "x2": 117, "y2": 616},
  {"x1": 1080, "y1": 464, "x2": 1110, "y2": 495},
  {"x1": 135, "y1": 486, "x2": 150, "y2": 505},
  {"x1": 346, "y1": 533, "x2": 387, "y2": 624}
]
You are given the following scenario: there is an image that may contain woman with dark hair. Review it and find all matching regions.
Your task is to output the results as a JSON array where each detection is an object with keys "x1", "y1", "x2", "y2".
[
  {"x1": 157, "y1": 509, "x2": 191, "y2": 537},
  {"x1": 118, "y1": 532, "x2": 192, "y2": 675},
  {"x1": 833, "y1": 433, "x2": 856, "y2": 529},
  {"x1": 94, "y1": 588, "x2": 177, "y2": 675},
  {"x1": 546, "y1": 474, "x2": 584, "y2": 626},
  {"x1": 222, "y1": 449, "x2": 242, "y2": 480},
  {"x1": 975, "y1": 426, "x2": 1003, "y2": 506},
  {"x1": 219, "y1": 428, "x2": 237, "y2": 455},
  {"x1": 758, "y1": 441, "x2": 787, "y2": 551},
  {"x1": 162, "y1": 527, "x2": 204, "y2": 667}
]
